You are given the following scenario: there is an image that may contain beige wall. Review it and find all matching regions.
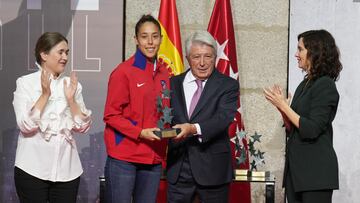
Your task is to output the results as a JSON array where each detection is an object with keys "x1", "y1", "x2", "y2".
[{"x1": 125, "y1": 0, "x2": 289, "y2": 202}]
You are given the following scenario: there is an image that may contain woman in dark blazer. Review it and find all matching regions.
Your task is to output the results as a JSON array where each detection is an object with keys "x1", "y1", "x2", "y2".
[{"x1": 264, "y1": 29, "x2": 342, "y2": 203}]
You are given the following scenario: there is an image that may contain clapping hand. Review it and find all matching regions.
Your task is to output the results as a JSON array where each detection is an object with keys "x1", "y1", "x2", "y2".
[
  {"x1": 264, "y1": 85, "x2": 293, "y2": 130},
  {"x1": 263, "y1": 85, "x2": 290, "y2": 110},
  {"x1": 63, "y1": 71, "x2": 88, "y2": 119},
  {"x1": 33, "y1": 70, "x2": 51, "y2": 115},
  {"x1": 41, "y1": 69, "x2": 51, "y2": 97},
  {"x1": 64, "y1": 71, "x2": 78, "y2": 103},
  {"x1": 273, "y1": 85, "x2": 292, "y2": 106}
]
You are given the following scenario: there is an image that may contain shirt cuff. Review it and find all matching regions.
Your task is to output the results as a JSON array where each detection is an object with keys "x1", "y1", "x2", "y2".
[
  {"x1": 194, "y1": 123, "x2": 202, "y2": 142},
  {"x1": 194, "y1": 123, "x2": 201, "y2": 135},
  {"x1": 73, "y1": 110, "x2": 92, "y2": 133},
  {"x1": 18, "y1": 108, "x2": 42, "y2": 136}
]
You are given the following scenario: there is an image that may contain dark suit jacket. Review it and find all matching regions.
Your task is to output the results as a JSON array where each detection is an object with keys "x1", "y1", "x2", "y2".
[
  {"x1": 285, "y1": 76, "x2": 339, "y2": 192},
  {"x1": 166, "y1": 69, "x2": 239, "y2": 186}
]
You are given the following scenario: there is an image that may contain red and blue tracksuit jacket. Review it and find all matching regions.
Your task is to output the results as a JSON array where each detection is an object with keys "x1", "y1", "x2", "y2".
[{"x1": 104, "y1": 49, "x2": 170, "y2": 164}]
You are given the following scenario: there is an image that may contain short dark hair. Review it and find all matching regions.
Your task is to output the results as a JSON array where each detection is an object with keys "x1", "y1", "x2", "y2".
[
  {"x1": 35, "y1": 32, "x2": 68, "y2": 64},
  {"x1": 135, "y1": 14, "x2": 161, "y2": 37},
  {"x1": 298, "y1": 29, "x2": 342, "y2": 81}
]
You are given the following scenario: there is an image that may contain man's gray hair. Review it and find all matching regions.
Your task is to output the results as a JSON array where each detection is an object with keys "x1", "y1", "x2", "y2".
[{"x1": 185, "y1": 31, "x2": 217, "y2": 56}]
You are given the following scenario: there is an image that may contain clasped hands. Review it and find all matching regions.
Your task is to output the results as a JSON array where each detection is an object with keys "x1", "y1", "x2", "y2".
[{"x1": 139, "y1": 123, "x2": 197, "y2": 142}]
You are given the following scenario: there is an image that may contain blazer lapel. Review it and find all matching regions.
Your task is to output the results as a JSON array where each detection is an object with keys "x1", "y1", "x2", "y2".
[
  {"x1": 190, "y1": 70, "x2": 222, "y2": 121},
  {"x1": 173, "y1": 71, "x2": 190, "y2": 121},
  {"x1": 291, "y1": 79, "x2": 312, "y2": 110}
]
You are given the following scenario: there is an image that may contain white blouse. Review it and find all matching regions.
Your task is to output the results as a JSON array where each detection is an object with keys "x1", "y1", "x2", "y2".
[{"x1": 12, "y1": 65, "x2": 92, "y2": 182}]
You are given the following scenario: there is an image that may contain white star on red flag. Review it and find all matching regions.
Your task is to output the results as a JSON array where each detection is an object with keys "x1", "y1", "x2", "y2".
[
  {"x1": 208, "y1": 0, "x2": 250, "y2": 201},
  {"x1": 208, "y1": 0, "x2": 248, "y2": 171},
  {"x1": 229, "y1": 64, "x2": 238, "y2": 80},
  {"x1": 215, "y1": 39, "x2": 229, "y2": 66}
]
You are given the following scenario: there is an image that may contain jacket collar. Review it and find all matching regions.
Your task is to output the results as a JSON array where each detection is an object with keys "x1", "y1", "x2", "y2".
[
  {"x1": 36, "y1": 62, "x2": 65, "y2": 80},
  {"x1": 132, "y1": 48, "x2": 155, "y2": 70}
]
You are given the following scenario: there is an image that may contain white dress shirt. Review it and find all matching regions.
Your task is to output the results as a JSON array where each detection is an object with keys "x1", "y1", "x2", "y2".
[
  {"x1": 183, "y1": 70, "x2": 207, "y2": 137},
  {"x1": 12, "y1": 64, "x2": 92, "y2": 182}
]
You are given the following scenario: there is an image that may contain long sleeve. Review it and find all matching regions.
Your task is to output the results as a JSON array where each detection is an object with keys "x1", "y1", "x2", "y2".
[
  {"x1": 198, "y1": 79, "x2": 239, "y2": 143},
  {"x1": 103, "y1": 69, "x2": 142, "y2": 140},
  {"x1": 71, "y1": 82, "x2": 92, "y2": 133},
  {"x1": 13, "y1": 77, "x2": 41, "y2": 135},
  {"x1": 298, "y1": 77, "x2": 339, "y2": 140}
]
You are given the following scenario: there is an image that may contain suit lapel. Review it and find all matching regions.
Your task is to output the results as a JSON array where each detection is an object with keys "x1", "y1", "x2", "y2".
[
  {"x1": 190, "y1": 70, "x2": 222, "y2": 121},
  {"x1": 173, "y1": 71, "x2": 190, "y2": 121}
]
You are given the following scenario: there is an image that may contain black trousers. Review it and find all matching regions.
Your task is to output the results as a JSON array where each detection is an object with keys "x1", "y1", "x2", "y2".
[
  {"x1": 167, "y1": 154, "x2": 229, "y2": 203},
  {"x1": 14, "y1": 167, "x2": 80, "y2": 203},
  {"x1": 286, "y1": 169, "x2": 333, "y2": 203}
]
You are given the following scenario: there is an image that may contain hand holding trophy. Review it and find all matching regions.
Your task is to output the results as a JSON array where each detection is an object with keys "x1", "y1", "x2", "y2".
[{"x1": 154, "y1": 87, "x2": 181, "y2": 138}]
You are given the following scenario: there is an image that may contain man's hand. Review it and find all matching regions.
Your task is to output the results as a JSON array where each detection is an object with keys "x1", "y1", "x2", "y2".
[
  {"x1": 139, "y1": 128, "x2": 161, "y2": 141},
  {"x1": 172, "y1": 123, "x2": 197, "y2": 142}
]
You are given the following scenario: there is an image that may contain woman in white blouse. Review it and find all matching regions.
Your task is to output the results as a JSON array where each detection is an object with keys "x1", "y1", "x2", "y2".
[{"x1": 12, "y1": 32, "x2": 91, "y2": 203}]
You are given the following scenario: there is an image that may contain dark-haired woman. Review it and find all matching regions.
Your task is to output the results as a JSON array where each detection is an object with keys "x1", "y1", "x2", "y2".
[
  {"x1": 103, "y1": 14, "x2": 170, "y2": 203},
  {"x1": 12, "y1": 32, "x2": 92, "y2": 203},
  {"x1": 264, "y1": 29, "x2": 342, "y2": 203}
]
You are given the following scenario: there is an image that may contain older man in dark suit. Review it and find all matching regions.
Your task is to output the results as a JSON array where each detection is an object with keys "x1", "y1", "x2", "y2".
[{"x1": 166, "y1": 31, "x2": 239, "y2": 203}]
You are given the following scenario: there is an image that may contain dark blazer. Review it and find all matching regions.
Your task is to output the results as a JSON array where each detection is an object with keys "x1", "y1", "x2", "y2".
[
  {"x1": 166, "y1": 69, "x2": 239, "y2": 186},
  {"x1": 285, "y1": 76, "x2": 339, "y2": 192}
]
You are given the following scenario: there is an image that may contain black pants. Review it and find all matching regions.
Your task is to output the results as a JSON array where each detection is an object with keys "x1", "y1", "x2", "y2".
[
  {"x1": 14, "y1": 167, "x2": 80, "y2": 203},
  {"x1": 167, "y1": 154, "x2": 229, "y2": 203},
  {"x1": 286, "y1": 169, "x2": 333, "y2": 203}
]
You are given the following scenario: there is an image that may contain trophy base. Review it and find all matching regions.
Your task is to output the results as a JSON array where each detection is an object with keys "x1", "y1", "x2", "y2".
[{"x1": 154, "y1": 128, "x2": 181, "y2": 138}]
